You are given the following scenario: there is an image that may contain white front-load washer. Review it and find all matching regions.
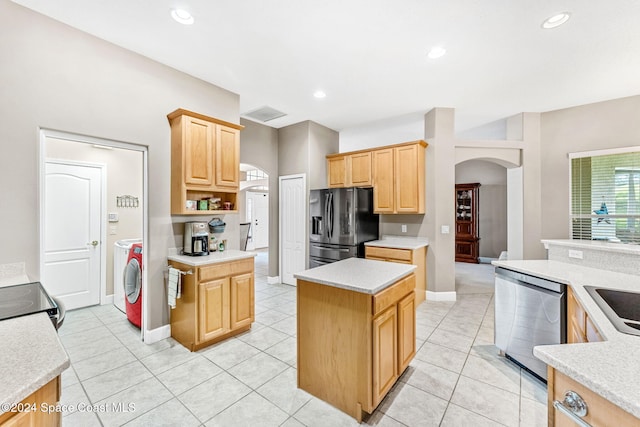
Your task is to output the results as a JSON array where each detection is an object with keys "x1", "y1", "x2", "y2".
[{"x1": 113, "y1": 238, "x2": 142, "y2": 313}]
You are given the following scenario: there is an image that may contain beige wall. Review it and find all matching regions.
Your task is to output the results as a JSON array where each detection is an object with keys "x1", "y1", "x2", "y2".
[
  {"x1": 308, "y1": 121, "x2": 339, "y2": 189},
  {"x1": 540, "y1": 95, "x2": 640, "y2": 240},
  {"x1": 46, "y1": 138, "x2": 144, "y2": 296},
  {"x1": 239, "y1": 119, "x2": 280, "y2": 276},
  {"x1": 0, "y1": 0, "x2": 240, "y2": 330}
]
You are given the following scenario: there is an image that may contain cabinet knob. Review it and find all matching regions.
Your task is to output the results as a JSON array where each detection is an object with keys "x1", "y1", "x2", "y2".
[{"x1": 553, "y1": 390, "x2": 590, "y2": 427}]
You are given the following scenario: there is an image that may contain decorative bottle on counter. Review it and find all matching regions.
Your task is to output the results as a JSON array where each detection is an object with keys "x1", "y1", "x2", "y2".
[{"x1": 218, "y1": 240, "x2": 225, "y2": 252}]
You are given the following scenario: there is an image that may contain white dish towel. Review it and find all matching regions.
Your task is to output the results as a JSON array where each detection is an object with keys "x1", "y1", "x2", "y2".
[{"x1": 168, "y1": 267, "x2": 182, "y2": 309}]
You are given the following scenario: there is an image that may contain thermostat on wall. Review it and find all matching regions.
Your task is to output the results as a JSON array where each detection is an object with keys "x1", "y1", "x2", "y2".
[{"x1": 108, "y1": 212, "x2": 119, "y2": 222}]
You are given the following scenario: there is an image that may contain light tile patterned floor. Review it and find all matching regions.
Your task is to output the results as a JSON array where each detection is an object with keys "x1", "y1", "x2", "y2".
[{"x1": 58, "y1": 253, "x2": 547, "y2": 426}]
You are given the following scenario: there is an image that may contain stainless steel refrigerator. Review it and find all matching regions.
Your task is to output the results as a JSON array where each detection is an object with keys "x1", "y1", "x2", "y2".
[{"x1": 309, "y1": 187, "x2": 379, "y2": 268}]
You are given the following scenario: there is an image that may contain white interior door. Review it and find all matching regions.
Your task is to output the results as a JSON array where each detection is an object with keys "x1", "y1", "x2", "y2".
[
  {"x1": 44, "y1": 161, "x2": 102, "y2": 309},
  {"x1": 247, "y1": 191, "x2": 269, "y2": 249},
  {"x1": 280, "y1": 175, "x2": 306, "y2": 285}
]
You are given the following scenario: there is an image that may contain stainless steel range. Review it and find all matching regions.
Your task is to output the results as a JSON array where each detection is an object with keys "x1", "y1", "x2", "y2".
[{"x1": 0, "y1": 282, "x2": 61, "y2": 329}]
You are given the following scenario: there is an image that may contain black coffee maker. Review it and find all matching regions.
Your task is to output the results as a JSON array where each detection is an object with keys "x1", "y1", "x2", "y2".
[{"x1": 183, "y1": 222, "x2": 209, "y2": 256}]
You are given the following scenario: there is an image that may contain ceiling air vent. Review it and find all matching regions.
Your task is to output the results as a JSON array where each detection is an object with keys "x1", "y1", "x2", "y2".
[{"x1": 243, "y1": 106, "x2": 287, "y2": 122}]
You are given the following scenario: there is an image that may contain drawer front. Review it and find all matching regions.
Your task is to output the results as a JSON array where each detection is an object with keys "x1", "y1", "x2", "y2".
[
  {"x1": 231, "y1": 258, "x2": 254, "y2": 275},
  {"x1": 366, "y1": 246, "x2": 412, "y2": 262},
  {"x1": 552, "y1": 370, "x2": 639, "y2": 426},
  {"x1": 373, "y1": 274, "x2": 415, "y2": 316},
  {"x1": 199, "y1": 263, "x2": 231, "y2": 282}
]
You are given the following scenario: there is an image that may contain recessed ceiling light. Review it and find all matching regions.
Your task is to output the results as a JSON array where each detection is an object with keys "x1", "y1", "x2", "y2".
[
  {"x1": 427, "y1": 46, "x2": 446, "y2": 59},
  {"x1": 171, "y1": 8, "x2": 194, "y2": 25},
  {"x1": 541, "y1": 12, "x2": 570, "y2": 29},
  {"x1": 313, "y1": 90, "x2": 326, "y2": 99}
]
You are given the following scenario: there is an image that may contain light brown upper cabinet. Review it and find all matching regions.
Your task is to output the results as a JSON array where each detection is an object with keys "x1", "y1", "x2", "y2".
[
  {"x1": 327, "y1": 155, "x2": 348, "y2": 188},
  {"x1": 327, "y1": 151, "x2": 372, "y2": 188},
  {"x1": 168, "y1": 108, "x2": 243, "y2": 215},
  {"x1": 326, "y1": 141, "x2": 427, "y2": 214},
  {"x1": 373, "y1": 141, "x2": 426, "y2": 214}
]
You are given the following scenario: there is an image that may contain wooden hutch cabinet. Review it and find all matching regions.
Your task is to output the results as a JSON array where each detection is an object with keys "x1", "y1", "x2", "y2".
[{"x1": 455, "y1": 183, "x2": 480, "y2": 263}]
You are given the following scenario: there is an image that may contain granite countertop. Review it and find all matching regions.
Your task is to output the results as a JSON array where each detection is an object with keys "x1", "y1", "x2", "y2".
[
  {"x1": 365, "y1": 236, "x2": 429, "y2": 250},
  {"x1": 168, "y1": 249, "x2": 256, "y2": 267},
  {"x1": 542, "y1": 238, "x2": 640, "y2": 255},
  {"x1": 492, "y1": 259, "x2": 640, "y2": 418},
  {"x1": 0, "y1": 313, "x2": 70, "y2": 414},
  {"x1": 294, "y1": 257, "x2": 416, "y2": 295}
]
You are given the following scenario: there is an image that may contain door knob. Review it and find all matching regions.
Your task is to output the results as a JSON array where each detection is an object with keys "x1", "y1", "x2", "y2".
[{"x1": 88, "y1": 240, "x2": 99, "y2": 247}]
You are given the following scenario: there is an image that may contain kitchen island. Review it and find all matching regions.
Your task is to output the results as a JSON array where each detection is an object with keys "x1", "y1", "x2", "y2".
[
  {"x1": 0, "y1": 312, "x2": 69, "y2": 425},
  {"x1": 294, "y1": 258, "x2": 416, "y2": 422}
]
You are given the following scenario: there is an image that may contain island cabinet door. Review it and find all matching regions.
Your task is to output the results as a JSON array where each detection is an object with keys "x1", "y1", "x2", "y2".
[
  {"x1": 230, "y1": 272, "x2": 254, "y2": 329},
  {"x1": 198, "y1": 278, "x2": 231, "y2": 342},
  {"x1": 397, "y1": 292, "x2": 416, "y2": 373},
  {"x1": 372, "y1": 304, "x2": 398, "y2": 407}
]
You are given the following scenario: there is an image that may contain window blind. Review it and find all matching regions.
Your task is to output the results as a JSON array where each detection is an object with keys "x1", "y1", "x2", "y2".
[{"x1": 570, "y1": 149, "x2": 640, "y2": 244}]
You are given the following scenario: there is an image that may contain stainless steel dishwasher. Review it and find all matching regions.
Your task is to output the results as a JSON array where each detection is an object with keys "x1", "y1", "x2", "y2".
[{"x1": 494, "y1": 267, "x2": 566, "y2": 381}]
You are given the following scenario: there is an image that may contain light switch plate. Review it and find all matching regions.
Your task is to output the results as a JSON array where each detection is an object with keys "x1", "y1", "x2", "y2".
[
  {"x1": 441, "y1": 225, "x2": 450, "y2": 234},
  {"x1": 108, "y1": 212, "x2": 119, "y2": 222},
  {"x1": 109, "y1": 225, "x2": 117, "y2": 235},
  {"x1": 401, "y1": 224, "x2": 407, "y2": 233}
]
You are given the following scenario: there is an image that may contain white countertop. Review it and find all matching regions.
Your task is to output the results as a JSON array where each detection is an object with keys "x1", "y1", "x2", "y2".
[
  {"x1": 294, "y1": 257, "x2": 416, "y2": 295},
  {"x1": 493, "y1": 259, "x2": 640, "y2": 418},
  {"x1": 0, "y1": 313, "x2": 70, "y2": 413},
  {"x1": 542, "y1": 238, "x2": 640, "y2": 255},
  {"x1": 365, "y1": 235, "x2": 429, "y2": 250},
  {"x1": 167, "y1": 249, "x2": 256, "y2": 267}
]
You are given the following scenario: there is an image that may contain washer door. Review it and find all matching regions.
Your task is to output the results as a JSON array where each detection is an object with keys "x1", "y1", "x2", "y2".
[{"x1": 124, "y1": 258, "x2": 141, "y2": 304}]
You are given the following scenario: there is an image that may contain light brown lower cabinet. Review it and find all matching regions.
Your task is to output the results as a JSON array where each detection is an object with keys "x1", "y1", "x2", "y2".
[
  {"x1": 548, "y1": 368, "x2": 640, "y2": 426},
  {"x1": 297, "y1": 273, "x2": 416, "y2": 422},
  {"x1": 567, "y1": 287, "x2": 603, "y2": 344},
  {"x1": 0, "y1": 377, "x2": 60, "y2": 427},
  {"x1": 365, "y1": 245, "x2": 427, "y2": 305},
  {"x1": 170, "y1": 258, "x2": 254, "y2": 351}
]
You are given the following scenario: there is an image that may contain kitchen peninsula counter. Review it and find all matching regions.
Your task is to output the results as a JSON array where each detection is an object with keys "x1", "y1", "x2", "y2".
[
  {"x1": 0, "y1": 312, "x2": 69, "y2": 416},
  {"x1": 294, "y1": 258, "x2": 417, "y2": 421},
  {"x1": 493, "y1": 259, "x2": 640, "y2": 419}
]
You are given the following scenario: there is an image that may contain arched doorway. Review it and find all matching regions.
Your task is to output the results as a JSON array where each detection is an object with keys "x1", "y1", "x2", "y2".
[{"x1": 240, "y1": 163, "x2": 269, "y2": 250}]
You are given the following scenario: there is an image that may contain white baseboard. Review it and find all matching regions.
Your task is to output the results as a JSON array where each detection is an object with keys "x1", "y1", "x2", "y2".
[
  {"x1": 426, "y1": 291, "x2": 457, "y2": 302},
  {"x1": 102, "y1": 294, "x2": 114, "y2": 305},
  {"x1": 144, "y1": 324, "x2": 171, "y2": 344},
  {"x1": 267, "y1": 276, "x2": 281, "y2": 285}
]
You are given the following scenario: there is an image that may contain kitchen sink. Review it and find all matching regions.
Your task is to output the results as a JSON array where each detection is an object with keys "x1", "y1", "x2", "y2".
[{"x1": 584, "y1": 286, "x2": 640, "y2": 336}]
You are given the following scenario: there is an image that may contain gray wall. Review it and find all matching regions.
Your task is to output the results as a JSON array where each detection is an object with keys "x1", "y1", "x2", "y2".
[
  {"x1": 0, "y1": 0, "x2": 240, "y2": 330},
  {"x1": 239, "y1": 119, "x2": 279, "y2": 277},
  {"x1": 278, "y1": 122, "x2": 310, "y2": 178},
  {"x1": 456, "y1": 160, "x2": 507, "y2": 259},
  {"x1": 308, "y1": 121, "x2": 339, "y2": 189},
  {"x1": 540, "y1": 95, "x2": 640, "y2": 240}
]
